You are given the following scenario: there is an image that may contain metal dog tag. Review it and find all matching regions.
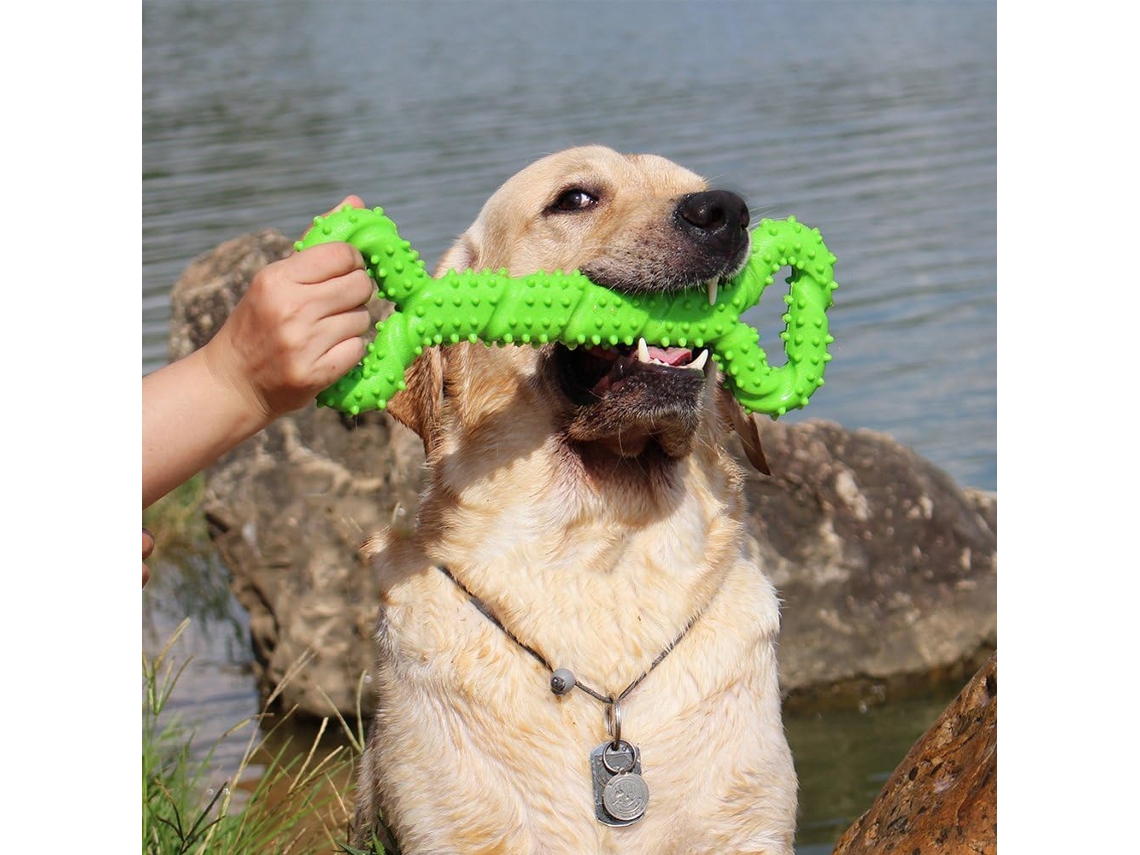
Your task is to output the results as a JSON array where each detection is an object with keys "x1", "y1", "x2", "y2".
[{"x1": 590, "y1": 740, "x2": 648, "y2": 826}]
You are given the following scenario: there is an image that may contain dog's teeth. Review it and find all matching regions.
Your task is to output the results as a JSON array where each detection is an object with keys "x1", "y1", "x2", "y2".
[
  {"x1": 706, "y1": 278, "x2": 718, "y2": 306},
  {"x1": 689, "y1": 350, "x2": 709, "y2": 372},
  {"x1": 638, "y1": 338, "x2": 651, "y2": 363}
]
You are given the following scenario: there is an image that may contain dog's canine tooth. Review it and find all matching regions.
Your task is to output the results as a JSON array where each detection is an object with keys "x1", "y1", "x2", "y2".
[
  {"x1": 639, "y1": 337, "x2": 709, "y2": 371},
  {"x1": 706, "y1": 278, "x2": 718, "y2": 306}
]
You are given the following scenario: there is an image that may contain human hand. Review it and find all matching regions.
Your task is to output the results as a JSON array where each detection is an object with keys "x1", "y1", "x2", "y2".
[
  {"x1": 201, "y1": 196, "x2": 376, "y2": 421},
  {"x1": 142, "y1": 527, "x2": 155, "y2": 587}
]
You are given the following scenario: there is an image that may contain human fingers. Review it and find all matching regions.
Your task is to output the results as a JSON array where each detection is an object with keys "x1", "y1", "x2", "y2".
[
  {"x1": 322, "y1": 195, "x2": 365, "y2": 217},
  {"x1": 289, "y1": 241, "x2": 366, "y2": 285},
  {"x1": 142, "y1": 527, "x2": 155, "y2": 588},
  {"x1": 314, "y1": 335, "x2": 368, "y2": 388},
  {"x1": 312, "y1": 267, "x2": 376, "y2": 317},
  {"x1": 319, "y1": 303, "x2": 374, "y2": 348}
]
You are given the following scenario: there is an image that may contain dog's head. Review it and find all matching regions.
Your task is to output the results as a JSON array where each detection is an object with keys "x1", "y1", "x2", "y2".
[{"x1": 387, "y1": 146, "x2": 768, "y2": 492}]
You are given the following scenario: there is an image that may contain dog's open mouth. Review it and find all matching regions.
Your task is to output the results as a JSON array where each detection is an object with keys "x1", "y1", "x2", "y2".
[
  {"x1": 543, "y1": 239, "x2": 746, "y2": 461},
  {"x1": 548, "y1": 336, "x2": 711, "y2": 461},
  {"x1": 555, "y1": 338, "x2": 711, "y2": 405}
]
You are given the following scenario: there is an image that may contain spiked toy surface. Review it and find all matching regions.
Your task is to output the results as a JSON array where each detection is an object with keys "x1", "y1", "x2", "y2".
[{"x1": 296, "y1": 206, "x2": 837, "y2": 417}]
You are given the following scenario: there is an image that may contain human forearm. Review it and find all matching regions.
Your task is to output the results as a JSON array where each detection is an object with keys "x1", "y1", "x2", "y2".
[{"x1": 142, "y1": 344, "x2": 271, "y2": 508}]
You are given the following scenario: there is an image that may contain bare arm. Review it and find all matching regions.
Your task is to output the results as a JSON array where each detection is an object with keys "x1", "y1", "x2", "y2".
[
  {"x1": 142, "y1": 343, "x2": 274, "y2": 509},
  {"x1": 142, "y1": 196, "x2": 373, "y2": 509}
]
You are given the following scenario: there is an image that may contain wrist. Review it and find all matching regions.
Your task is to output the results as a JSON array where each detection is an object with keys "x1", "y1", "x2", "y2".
[{"x1": 199, "y1": 336, "x2": 276, "y2": 433}]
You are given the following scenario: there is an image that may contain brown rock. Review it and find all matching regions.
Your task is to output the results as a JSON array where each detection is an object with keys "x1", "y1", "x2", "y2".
[
  {"x1": 832, "y1": 651, "x2": 997, "y2": 854},
  {"x1": 740, "y1": 419, "x2": 997, "y2": 705},
  {"x1": 164, "y1": 229, "x2": 998, "y2": 719}
]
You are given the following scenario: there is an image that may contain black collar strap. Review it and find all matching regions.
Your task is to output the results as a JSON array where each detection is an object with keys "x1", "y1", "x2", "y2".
[{"x1": 437, "y1": 564, "x2": 706, "y2": 707}]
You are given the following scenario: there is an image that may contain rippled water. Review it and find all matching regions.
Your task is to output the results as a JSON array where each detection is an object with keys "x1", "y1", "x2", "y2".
[
  {"x1": 143, "y1": 0, "x2": 995, "y2": 849},
  {"x1": 144, "y1": 0, "x2": 995, "y2": 491}
]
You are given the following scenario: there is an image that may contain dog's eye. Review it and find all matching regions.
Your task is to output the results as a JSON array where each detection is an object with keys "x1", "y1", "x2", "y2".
[{"x1": 548, "y1": 188, "x2": 598, "y2": 213}]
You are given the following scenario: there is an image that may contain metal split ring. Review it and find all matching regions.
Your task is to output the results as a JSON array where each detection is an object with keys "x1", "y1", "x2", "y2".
[
  {"x1": 605, "y1": 696, "x2": 623, "y2": 749},
  {"x1": 601, "y1": 740, "x2": 637, "y2": 775}
]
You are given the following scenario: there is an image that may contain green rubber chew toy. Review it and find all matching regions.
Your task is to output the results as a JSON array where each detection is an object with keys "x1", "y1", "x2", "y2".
[{"x1": 295, "y1": 206, "x2": 837, "y2": 417}]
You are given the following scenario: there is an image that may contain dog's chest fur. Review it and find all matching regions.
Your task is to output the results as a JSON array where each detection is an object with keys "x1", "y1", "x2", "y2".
[{"x1": 357, "y1": 440, "x2": 797, "y2": 854}]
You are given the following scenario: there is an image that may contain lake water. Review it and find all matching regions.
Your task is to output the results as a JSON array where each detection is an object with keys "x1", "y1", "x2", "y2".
[{"x1": 143, "y1": 0, "x2": 995, "y2": 850}]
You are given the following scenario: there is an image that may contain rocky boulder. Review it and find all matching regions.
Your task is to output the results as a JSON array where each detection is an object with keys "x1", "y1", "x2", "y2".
[
  {"x1": 739, "y1": 420, "x2": 997, "y2": 707},
  {"x1": 166, "y1": 229, "x2": 997, "y2": 718},
  {"x1": 832, "y1": 651, "x2": 997, "y2": 854}
]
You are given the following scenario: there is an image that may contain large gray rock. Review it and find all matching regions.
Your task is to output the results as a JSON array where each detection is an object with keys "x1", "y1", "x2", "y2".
[
  {"x1": 166, "y1": 229, "x2": 996, "y2": 718},
  {"x1": 739, "y1": 420, "x2": 996, "y2": 706}
]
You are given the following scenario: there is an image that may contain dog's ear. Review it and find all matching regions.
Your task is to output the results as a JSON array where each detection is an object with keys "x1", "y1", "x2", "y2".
[
  {"x1": 385, "y1": 346, "x2": 444, "y2": 454},
  {"x1": 385, "y1": 229, "x2": 484, "y2": 453},
  {"x1": 716, "y1": 385, "x2": 771, "y2": 475}
]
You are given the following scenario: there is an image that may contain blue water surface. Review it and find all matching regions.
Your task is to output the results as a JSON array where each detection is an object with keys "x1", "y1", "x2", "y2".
[{"x1": 144, "y1": 0, "x2": 996, "y2": 492}]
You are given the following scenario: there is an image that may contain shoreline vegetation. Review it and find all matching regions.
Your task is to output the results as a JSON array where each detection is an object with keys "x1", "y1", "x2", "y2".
[
  {"x1": 143, "y1": 617, "x2": 385, "y2": 854},
  {"x1": 145, "y1": 487, "x2": 398, "y2": 853}
]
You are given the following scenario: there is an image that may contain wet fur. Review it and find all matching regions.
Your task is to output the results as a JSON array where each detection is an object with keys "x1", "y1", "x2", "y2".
[{"x1": 351, "y1": 146, "x2": 796, "y2": 854}]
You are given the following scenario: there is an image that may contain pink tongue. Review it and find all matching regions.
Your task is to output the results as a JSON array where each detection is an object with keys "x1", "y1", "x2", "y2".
[
  {"x1": 648, "y1": 346, "x2": 693, "y2": 366},
  {"x1": 583, "y1": 344, "x2": 695, "y2": 366}
]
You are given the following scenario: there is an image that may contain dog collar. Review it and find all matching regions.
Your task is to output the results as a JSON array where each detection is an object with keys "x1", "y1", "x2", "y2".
[{"x1": 437, "y1": 564, "x2": 708, "y2": 826}]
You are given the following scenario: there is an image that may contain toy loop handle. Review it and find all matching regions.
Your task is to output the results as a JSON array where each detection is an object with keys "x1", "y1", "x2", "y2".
[{"x1": 719, "y1": 218, "x2": 838, "y2": 416}]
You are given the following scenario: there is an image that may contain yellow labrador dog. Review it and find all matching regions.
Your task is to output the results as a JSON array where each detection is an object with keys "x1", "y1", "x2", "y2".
[{"x1": 351, "y1": 146, "x2": 797, "y2": 854}]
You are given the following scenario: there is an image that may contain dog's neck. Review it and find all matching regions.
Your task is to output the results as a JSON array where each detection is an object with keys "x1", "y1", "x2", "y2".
[{"x1": 413, "y1": 429, "x2": 746, "y2": 694}]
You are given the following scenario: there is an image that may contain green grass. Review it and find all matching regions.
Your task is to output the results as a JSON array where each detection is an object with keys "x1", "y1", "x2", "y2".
[
  {"x1": 142, "y1": 478, "x2": 403, "y2": 853},
  {"x1": 142, "y1": 619, "x2": 386, "y2": 855},
  {"x1": 143, "y1": 476, "x2": 209, "y2": 560}
]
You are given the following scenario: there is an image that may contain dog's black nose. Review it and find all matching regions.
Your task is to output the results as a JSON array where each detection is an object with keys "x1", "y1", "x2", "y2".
[{"x1": 675, "y1": 190, "x2": 750, "y2": 255}]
